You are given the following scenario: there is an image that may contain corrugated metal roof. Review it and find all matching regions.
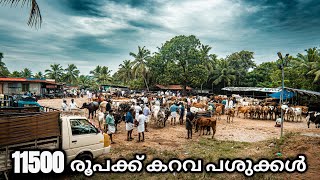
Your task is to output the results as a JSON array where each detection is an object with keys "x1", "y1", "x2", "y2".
[
  {"x1": 284, "y1": 87, "x2": 320, "y2": 97},
  {"x1": 222, "y1": 87, "x2": 281, "y2": 92},
  {"x1": 222, "y1": 86, "x2": 320, "y2": 97}
]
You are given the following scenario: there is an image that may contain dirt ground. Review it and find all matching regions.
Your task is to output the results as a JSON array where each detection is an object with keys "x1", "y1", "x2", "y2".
[
  {"x1": 38, "y1": 97, "x2": 320, "y2": 179},
  {"x1": 38, "y1": 97, "x2": 319, "y2": 145}
]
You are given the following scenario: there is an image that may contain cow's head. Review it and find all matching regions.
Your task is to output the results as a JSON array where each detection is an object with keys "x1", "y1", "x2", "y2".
[{"x1": 80, "y1": 102, "x2": 88, "y2": 109}]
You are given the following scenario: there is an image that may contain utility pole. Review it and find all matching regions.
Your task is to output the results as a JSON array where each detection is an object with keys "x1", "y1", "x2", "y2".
[{"x1": 277, "y1": 52, "x2": 290, "y2": 139}]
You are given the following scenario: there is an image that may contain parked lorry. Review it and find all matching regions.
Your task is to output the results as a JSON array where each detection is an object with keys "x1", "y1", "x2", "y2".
[{"x1": 0, "y1": 107, "x2": 111, "y2": 179}]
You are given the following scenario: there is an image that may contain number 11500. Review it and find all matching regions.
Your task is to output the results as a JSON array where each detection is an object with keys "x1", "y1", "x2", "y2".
[{"x1": 11, "y1": 150, "x2": 65, "y2": 174}]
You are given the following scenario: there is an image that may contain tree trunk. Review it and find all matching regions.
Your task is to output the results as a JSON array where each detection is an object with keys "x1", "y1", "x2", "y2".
[
  {"x1": 183, "y1": 81, "x2": 187, "y2": 96},
  {"x1": 143, "y1": 75, "x2": 149, "y2": 92}
]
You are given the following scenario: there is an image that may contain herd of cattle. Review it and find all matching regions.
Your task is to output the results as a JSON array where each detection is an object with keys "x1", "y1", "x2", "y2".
[{"x1": 79, "y1": 94, "x2": 319, "y2": 139}]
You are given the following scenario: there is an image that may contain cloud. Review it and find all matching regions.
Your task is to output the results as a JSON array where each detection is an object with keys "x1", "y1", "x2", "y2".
[{"x1": 1, "y1": 0, "x2": 320, "y2": 76}]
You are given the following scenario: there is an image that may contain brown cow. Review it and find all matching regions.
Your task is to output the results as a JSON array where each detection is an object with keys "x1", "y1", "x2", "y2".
[
  {"x1": 195, "y1": 117, "x2": 217, "y2": 138},
  {"x1": 192, "y1": 102, "x2": 207, "y2": 109},
  {"x1": 237, "y1": 106, "x2": 250, "y2": 119},
  {"x1": 226, "y1": 108, "x2": 235, "y2": 123},
  {"x1": 249, "y1": 105, "x2": 256, "y2": 119},
  {"x1": 255, "y1": 105, "x2": 263, "y2": 119},
  {"x1": 286, "y1": 107, "x2": 295, "y2": 121},
  {"x1": 215, "y1": 105, "x2": 223, "y2": 120},
  {"x1": 262, "y1": 106, "x2": 269, "y2": 120}
]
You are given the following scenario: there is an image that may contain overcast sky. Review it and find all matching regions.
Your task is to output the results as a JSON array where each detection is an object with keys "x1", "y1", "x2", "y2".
[{"x1": 1, "y1": 0, "x2": 320, "y2": 75}]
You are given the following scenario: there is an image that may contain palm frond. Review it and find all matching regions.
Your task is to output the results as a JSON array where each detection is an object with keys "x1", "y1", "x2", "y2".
[{"x1": 0, "y1": 0, "x2": 42, "y2": 28}]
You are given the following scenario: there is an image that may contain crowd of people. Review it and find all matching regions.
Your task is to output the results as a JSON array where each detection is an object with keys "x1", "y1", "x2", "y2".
[{"x1": 58, "y1": 89, "x2": 241, "y2": 144}]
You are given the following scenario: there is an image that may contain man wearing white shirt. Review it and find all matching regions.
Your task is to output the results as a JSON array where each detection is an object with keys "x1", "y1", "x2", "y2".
[
  {"x1": 135, "y1": 103, "x2": 142, "y2": 120},
  {"x1": 87, "y1": 91, "x2": 92, "y2": 102},
  {"x1": 61, "y1": 99, "x2": 68, "y2": 111},
  {"x1": 69, "y1": 99, "x2": 78, "y2": 110},
  {"x1": 143, "y1": 96, "x2": 148, "y2": 104}
]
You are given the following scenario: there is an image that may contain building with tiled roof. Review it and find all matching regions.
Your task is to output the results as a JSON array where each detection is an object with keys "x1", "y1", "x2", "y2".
[{"x1": 0, "y1": 77, "x2": 60, "y2": 95}]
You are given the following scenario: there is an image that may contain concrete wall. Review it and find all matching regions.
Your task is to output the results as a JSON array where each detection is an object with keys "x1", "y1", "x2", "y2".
[
  {"x1": 2, "y1": 82, "x2": 41, "y2": 95},
  {"x1": 29, "y1": 83, "x2": 41, "y2": 95}
]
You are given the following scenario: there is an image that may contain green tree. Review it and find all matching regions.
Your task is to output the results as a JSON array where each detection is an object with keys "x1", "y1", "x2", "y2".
[
  {"x1": 45, "y1": 63, "x2": 64, "y2": 82},
  {"x1": 10, "y1": 71, "x2": 22, "y2": 77},
  {"x1": 211, "y1": 59, "x2": 236, "y2": 87},
  {"x1": 90, "y1": 66, "x2": 112, "y2": 84},
  {"x1": 157, "y1": 35, "x2": 202, "y2": 94},
  {"x1": 199, "y1": 44, "x2": 217, "y2": 91},
  {"x1": 20, "y1": 68, "x2": 33, "y2": 78},
  {"x1": 0, "y1": 52, "x2": 3, "y2": 63},
  {"x1": 34, "y1": 71, "x2": 44, "y2": 79},
  {"x1": 78, "y1": 75, "x2": 94, "y2": 89},
  {"x1": 0, "y1": 53, "x2": 10, "y2": 77},
  {"x1": 130, "y1": 46, "x2": 151, "y2": 91},
  {"x1": 117, "y1": 60, "x2": 133, "y2": 85},
  {"x1": 0, "y1": 0, "x2": 42, "y2": 28},
  {"x1": 90, "y1": 65, "x2": 102, "y2": 78},
  {"x1": 227, "y1": 50, "x2": 255, "y2": 86},
  {"x1": 244, "y1": 61, "x2": 278, "y2": 87},
  {"x1": 64, "y1": 64, "x2": 80, "y2": 84},
  {"x1": 97, "y1": 66, "x2": 113, "y2": 84}
]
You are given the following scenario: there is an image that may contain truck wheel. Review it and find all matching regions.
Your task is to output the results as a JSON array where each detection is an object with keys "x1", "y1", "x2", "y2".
[{"x1": 76, "y1": 153, "x2": 93, "y2": 161}]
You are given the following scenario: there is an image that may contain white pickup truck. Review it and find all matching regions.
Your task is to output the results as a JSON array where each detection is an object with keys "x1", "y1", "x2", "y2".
[{"x1": 0, "y1": 107, "x2": 111, "y2": 178}]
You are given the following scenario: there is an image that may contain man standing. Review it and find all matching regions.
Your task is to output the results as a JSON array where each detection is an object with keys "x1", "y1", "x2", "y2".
[
  {"x1": 134, "y1": 103, "x2": 142, "y2": 121},
  {"x1": 143, "y1": 104, "x2": 151, "y2": 132},
  {"x1": 87, "y1": 90, "x2": 92, "y2": 102},
  {"x1": 170, "y1": 103, "x2": 179, "y2": 125},
  {"x1": 221, "y1": 98, "x2": 227, "y2": 115},
  {"x1": 106, "y1": 100, "x2": 112, "y2": 113},
  {"x1": 143, "y1": 96, "x2": 148, "y2": 105},
  {"x1": 125, "y1": 109, "x2": 134, "y2": 141},
  {"x1": 69, "y1": 99, "x2": 78, "y2": 110},
  {"x1": 179, "y1": 103, "x2": 185, "y2": 125},
  {"x1": 105, "y1": 110, "x2": 116, "y2": 144},
  {"x1": 61, "y1": 99, "x2": 68, "y2": 111},
  {"x1": 186, "y1": 108, "x2": 194, "y2": 139},
  {"x1": 137, "y1": 110, "x2": 146, "y2": 142}
]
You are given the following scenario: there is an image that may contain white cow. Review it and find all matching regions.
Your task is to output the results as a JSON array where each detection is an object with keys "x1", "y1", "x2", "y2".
[
  {"x1": 190, "y1": 107, "x2": 206, "y2": 114},
  {"x1": 293, "y1": 108, "x2": 302, "y2": 121}
]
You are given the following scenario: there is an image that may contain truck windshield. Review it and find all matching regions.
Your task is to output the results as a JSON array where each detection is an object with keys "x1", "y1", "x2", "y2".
[{"x1": 70, "y1": 119, "x2": 98, "y2": 135}]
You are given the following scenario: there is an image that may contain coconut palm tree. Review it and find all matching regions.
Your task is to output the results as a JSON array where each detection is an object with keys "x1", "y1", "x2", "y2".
[
  {"x1": 90, "y1": 65, "x2": 102, "y2": 78},
  {"x1": 296, "y1": 47, "x2": 320, "y2": 83},
  {"x1": 0, "y1": 52, "x2": 3, "y2": 63},
  {"x1": 97, "y1": 66, "x2": 112, "y2": 84},
  {"x1": 210, "y1": 59, "x2": 236, "y2": 87},
  {"x1": 90, "y1": 65, "x2": 112, "y2": 84},
  {"x1": 45, "y1": 63, "x2": 64, "y2": 82},
  {"x1": 20, "y1": 68, "x2": 33, "y2": 78},
  {"x1": 78, "y1": 75, "x2": 92, "y2": 89},
  {"x1": 117, "y1": 60, "x2": 133, "y2": 84},
  {"x1": 64, "y1": 64, "x2": 80, "y2": 84},
  {"x1": 199, "y1": 45, "x2": 217, "y2": 91},
  {"x1": 307, "y1": 60, "x2": 320, "y2": 83},
  {"x1": 0, "y1": 0, "x2": 42, "y2": 28},
  {"x1": 0, "y1": 52, "x2": 10, "y2": 77},
  {"x1": 10, "y1": 71, "x2": 22, "y2": 77},
  {"x1": 34, "y1": 71, "x2": 43, "y2": 79},
  {"x1": 130, "y1": 46, "x2": 151, "y2": 91}
]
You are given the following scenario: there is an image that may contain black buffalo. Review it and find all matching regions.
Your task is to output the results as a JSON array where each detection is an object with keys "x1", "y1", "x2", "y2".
[
  {"x1": 81, "y1": 102, "x2": 99, "y2": 119},
  {"x1": 307, "y1": 112, "x2": 320, "y2": 128}
]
